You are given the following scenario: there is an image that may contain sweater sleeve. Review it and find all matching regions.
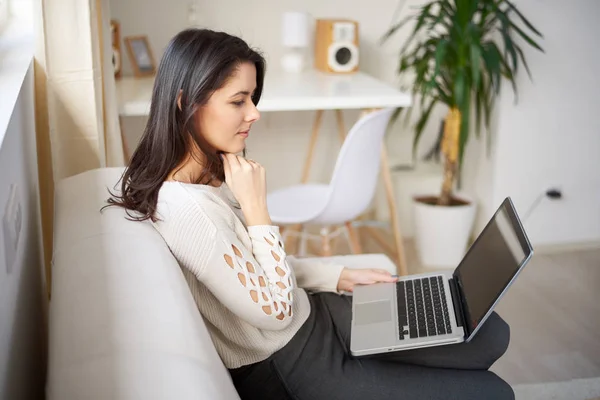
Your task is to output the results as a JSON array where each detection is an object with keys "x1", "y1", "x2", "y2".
[
  {"x1": 160, "y1": 194, "x2": 297, "y2": 330},
  {"x1": 287, "y1": 256, "x2": 345, "y2": 293},
  {"x1": 199, "y1": 225, "x2": 295, "y2": 331}
]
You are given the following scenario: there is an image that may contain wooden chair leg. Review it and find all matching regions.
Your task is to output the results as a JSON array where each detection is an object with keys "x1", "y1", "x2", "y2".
[
  {"x1": 320, "y1": 227, "x2": 332, "y2": 257},
  {"x1": 358, "y1": 107, "x2": 408, "y2": 276},
  {"x1": 345, "y1": 221, "x2": 362, "y2": 254},
  {"x1": 283, "y1": 223, "x2": 302, "y2": 254},
  {"x1": 298, "y1": 226, "x2": 309, "y2": 257},
  {"x1": 380, "y1": 145, "x2": 408, "y2": 276}
]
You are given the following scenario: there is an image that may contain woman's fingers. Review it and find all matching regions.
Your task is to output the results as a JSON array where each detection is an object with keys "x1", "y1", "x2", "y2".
[
  {"x1": 222, "y1": 154, "x2": 232, "y2": 183},
  {"x1": 237, "y1": 155, "x2": 251, "y2": 169},
  {"x1": 373, "y1": 269, "x2": 398, "y2": 281},
  {"x1": 225, "y1": 153, "x2": 241, "y2": 169},
  {"x1": 368, "y1": 269, "x2": 398, "y2": 283},
  {"x1": 242, "y1": 157, "x2": 262, "y2": 171},
  {"x1": 372, "y1": 268, "x2": 392, "y2": 276}
]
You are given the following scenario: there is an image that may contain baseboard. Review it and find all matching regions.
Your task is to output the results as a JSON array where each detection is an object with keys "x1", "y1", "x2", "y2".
[{"x1": 532, "y1": 240, "x2": 600, "y2": 255}]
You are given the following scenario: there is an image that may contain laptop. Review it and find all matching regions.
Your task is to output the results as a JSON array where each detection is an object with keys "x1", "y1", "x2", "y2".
[{"x1": 350, "y1": 197, "x2": 533, "y2": 356}]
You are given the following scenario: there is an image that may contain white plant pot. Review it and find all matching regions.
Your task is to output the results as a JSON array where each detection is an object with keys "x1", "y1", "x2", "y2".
[{"x1": 413, "y1": 194, "x2": 477, "y2": 269}]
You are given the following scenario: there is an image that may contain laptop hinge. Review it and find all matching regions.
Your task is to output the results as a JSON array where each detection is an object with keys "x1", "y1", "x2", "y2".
[{"x1": 448, "y1": 277, "x2": 465, "y2": 330}]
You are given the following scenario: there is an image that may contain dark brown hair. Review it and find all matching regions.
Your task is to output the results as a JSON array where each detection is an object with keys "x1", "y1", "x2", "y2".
[{"x1": 104, "y1": 28, "x2": 266, "y2": 221}]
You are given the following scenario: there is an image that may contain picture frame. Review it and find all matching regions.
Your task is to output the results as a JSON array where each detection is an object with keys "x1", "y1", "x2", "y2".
[
  {"x1": 110, "y1": 20, "x2": 122, "y2": 78},
  {"x1": 124, "y1": 35, "x2": 156, "y2": 77}
]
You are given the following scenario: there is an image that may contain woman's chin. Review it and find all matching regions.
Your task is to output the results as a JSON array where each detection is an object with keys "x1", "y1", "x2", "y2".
[
  {"x1": 228, "y1": 142, "x2": 246, "y2": 154},
  {"x1": 221, "y1": 147, "x2": 245, "y2": 155}
]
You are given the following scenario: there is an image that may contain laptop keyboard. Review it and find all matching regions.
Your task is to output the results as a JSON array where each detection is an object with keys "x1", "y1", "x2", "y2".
[{"x1": 396, "y1": 276, "x2": 452, "y2": 340}]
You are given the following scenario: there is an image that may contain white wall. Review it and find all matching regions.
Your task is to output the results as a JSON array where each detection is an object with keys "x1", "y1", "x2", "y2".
[
  {"x1": 0, "y1": 63, "x2": 47, "y2": 399},
  {"x1": 465, "y1": 0, "x2": 600, "y2": 247}
]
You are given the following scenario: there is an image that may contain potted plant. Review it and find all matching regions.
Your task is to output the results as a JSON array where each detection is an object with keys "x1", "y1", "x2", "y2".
[{"x1": 382, "y1": 0, "x2": 543, "y2": 268}]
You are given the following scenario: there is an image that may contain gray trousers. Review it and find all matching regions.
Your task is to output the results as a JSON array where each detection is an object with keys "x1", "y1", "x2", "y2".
[{"x1": 229, "y1": 291, "x2": 514, "y2": 400}]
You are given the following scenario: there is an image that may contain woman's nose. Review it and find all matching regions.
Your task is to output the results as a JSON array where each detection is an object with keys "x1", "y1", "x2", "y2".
[{"x1": 246, "y1": 103, "x2": 260, "y2": 122}]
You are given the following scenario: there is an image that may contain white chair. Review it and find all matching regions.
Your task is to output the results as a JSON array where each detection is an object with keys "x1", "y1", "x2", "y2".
[{"x1": 267, "y1": 107, "x2": 395, "y2": 258}]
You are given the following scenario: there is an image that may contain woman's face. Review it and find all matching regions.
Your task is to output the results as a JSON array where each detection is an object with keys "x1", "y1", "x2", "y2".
[{"x1": 195, "y1": 62, "x2": 260, "y2": 154}]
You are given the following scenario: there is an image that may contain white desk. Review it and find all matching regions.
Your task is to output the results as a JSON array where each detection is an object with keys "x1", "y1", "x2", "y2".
[
  {"x1": 116, "y1": 70, "x2": 412, "y2": 275},
  {"x1": 116, "y1": 70, "x2": 411, "y2": 115}
]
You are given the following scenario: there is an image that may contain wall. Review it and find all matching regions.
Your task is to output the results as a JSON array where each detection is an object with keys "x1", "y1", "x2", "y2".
[
  {"x1": 464, "y1": 0, "x2": 600, "y2": 247},
  {"x1": 0, "y1": 63, "x2": 47, "y2": 399}
]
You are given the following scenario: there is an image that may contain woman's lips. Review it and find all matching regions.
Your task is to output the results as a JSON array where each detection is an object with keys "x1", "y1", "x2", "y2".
[{"x1": 238, "y1": 130, "x2": 249, "y2": 137}]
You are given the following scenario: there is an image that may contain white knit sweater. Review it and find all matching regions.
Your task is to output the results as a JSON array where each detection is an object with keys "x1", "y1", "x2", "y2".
[{"x1": 152, "y1": 181, "x2": 345, "y2": 369}]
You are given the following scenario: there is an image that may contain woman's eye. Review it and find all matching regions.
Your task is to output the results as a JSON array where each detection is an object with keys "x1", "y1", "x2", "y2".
[{"x1": 232, "y1": 100, "x2": 245, "y2": 107}]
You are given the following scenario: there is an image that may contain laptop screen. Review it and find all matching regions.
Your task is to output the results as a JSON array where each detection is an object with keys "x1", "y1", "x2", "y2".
[{"x1": 454, "y1": 198, "x2": 532, "y2": 337}]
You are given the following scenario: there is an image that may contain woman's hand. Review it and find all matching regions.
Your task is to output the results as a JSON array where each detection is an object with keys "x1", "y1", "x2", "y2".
[
  {"x1": 337, "y1": 268, "x2": 398, "y2": 293},
  {"x1": 222, "y1": 153, "x2": 271, "y2": 226}
]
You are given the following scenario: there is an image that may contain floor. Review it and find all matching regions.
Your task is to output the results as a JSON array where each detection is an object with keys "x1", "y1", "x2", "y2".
[
  {"x1": 489, "y1": 248, "x2": 600, "y2": 386},
  {"x1": 290, "y1": 227, "x2": 600, "y2": 387}
]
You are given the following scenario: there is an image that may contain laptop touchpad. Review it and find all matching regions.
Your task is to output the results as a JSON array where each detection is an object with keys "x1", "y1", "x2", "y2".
[{"x1": 355, "y1": 301, "x2": 392, "y2": 325}]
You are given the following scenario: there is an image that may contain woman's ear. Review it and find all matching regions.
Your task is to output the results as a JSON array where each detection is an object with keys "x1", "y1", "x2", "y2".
[{"x1": 177, "y1": 90, "x2": 183, "y2": 111}]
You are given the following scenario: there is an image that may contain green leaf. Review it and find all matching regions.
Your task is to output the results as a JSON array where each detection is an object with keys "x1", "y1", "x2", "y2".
[
  {"x1": 485, "y1": 80, "x2": 494, "y2": 130},
  {"x1": 400, "y1": 4, "x2": 435, "y2": 54},
  {"x1": 490, "y1": 42, "x2": 518, "y2": 100},
  {"x1": 455, "y1": 0, "x2": 471, "y2": 26},
  {"x1": 439, "y1": 0, "x2": 455, "y2": 16},
  {"x1": 386, "y1": 107, "x2": 405, "y2": 135},
  {"x1": 453, "y1": 70, "x2": 465, "y2": 108},
  {"x1": 477, "y1": 0, "x2": 491, "y2": 29},
  {"x1": 431, "y1": 39, "x2": 449, "y2": 83},
  {"x1": 458, "y1": 88, "x2": 472, "y2": 173},
  {"x1": 413, "y1": 98, "x2": 438, "y2": 158},
  {"x1": 505, "y1": 0, "x2": 544, "y2": 37},
  {"x1": 427, "y1": 1, "x2": 453, "y2": 31},
  {"x1": 474, "y1": 73, "x2": 488, "y2": 137},
  {"x1": 509, "y1": 21, "x2": 544, "y2": 53},
  {"x1": 380, "y1": 14, "x2": 414, "y2": 45},
  {"x1": 404, "y1": 100, "x2": 415, "y2": 128},
  {"x1": 495, "y1": 11, "x2": 519, "y2": 73},
  {"x1": 480, "y1": 77, "x2": 493, "y2": 156},
  {"x1": 482, "y1": 42, "x2": 502, "y2": 93},
  {"x1": 470, "y1": 42, "x2": 482, "y2": 89},
  {"x1": 514, "y1": 43, "x2": 533, "y2": 79}
]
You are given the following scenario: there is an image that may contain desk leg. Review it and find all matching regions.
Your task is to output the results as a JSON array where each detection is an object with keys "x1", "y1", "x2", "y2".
[
  {"x1": 286, "y1": 110, "x2": 325, "y2": 254},
  {"x1": 345, "y1": 221, "x2": 362, "y2": 254},
  {"x1": 335, "y1": 109, "x2": 346, "y2": 141},
  {"x1": 335, "y1": 111, "x2": 364, "y2": 256},
  {"x1": 301, "y1": 110, "x2": 324, "y2": 183}
]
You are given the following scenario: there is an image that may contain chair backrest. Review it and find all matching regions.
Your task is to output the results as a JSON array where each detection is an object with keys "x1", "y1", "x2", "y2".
[{"x1": 312, "y1": 107, "x2": 395, "y2": 225}]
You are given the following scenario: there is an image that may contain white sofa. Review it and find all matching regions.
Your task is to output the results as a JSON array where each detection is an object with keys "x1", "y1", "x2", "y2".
[{"x1": 46, "y1": 167, "x2": 398, "y2": 400}]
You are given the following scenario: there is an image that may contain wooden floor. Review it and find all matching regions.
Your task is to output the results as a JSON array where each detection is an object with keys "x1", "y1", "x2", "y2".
[
  {"x1": 291, "y1": 226, "x2": 600, "y2": 386},
  {"x1": 490, "y1": 248, "x2": 600, "y2": 385}
]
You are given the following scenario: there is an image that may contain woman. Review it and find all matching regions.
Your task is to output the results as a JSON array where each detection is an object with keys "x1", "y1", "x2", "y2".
[{"x1": 106, "y1": 28, "x2": 514, "y2": 399}]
